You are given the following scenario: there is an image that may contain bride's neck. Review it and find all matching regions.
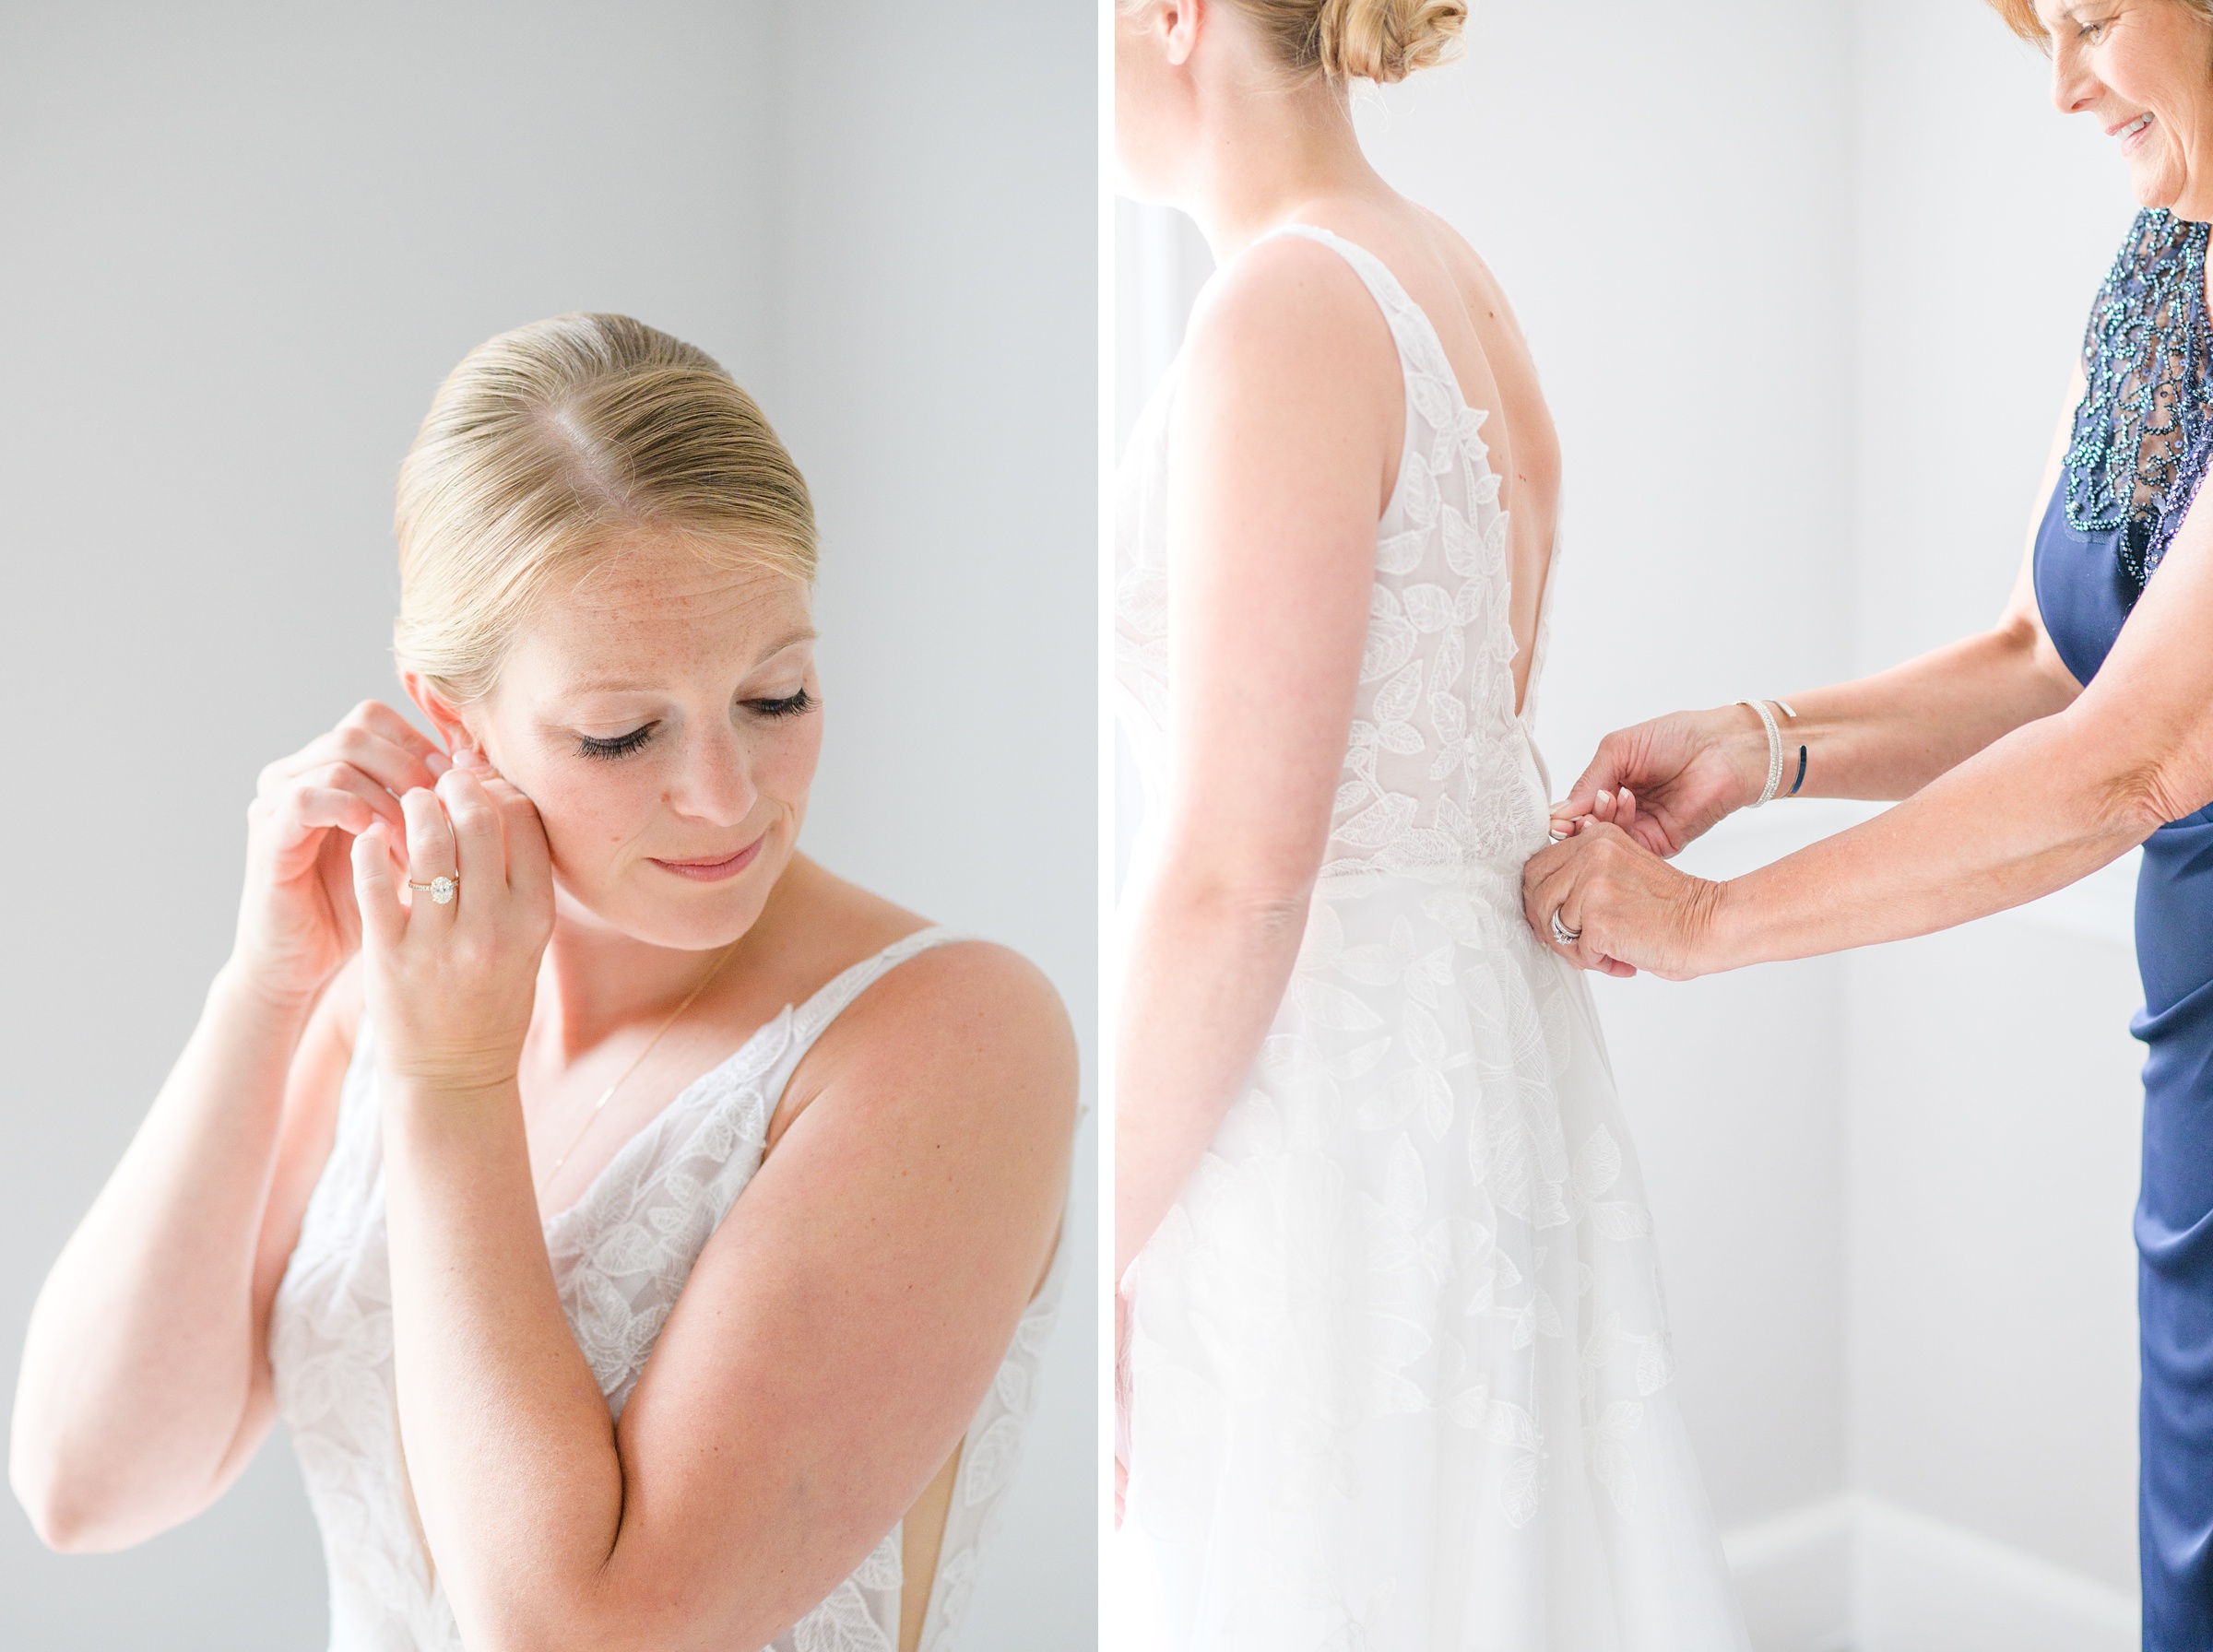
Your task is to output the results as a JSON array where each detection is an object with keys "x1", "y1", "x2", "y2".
[
  {"x1": 530, "y1": 857, "x2": 811, "y2": 1061},
  {"x1": 1182, "y1": 77, "x2": 1390, "y2": 262}
]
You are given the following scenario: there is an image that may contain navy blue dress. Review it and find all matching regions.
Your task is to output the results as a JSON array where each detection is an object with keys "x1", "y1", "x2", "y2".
[{"x1": 2034, "y1": 207, "x2": 2213, "y2": 1648}]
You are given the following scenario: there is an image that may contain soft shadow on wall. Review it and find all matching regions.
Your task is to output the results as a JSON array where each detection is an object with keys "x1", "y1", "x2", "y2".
[{"x1": 0, "y1": 5, "x2": 1094, "y2": 1649}]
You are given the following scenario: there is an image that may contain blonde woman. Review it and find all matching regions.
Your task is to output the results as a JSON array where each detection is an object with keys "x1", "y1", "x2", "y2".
[
  {"x1": 10, "y1": 315, "x2": 1076, "y2": 1652},
  {"x1": 1112, "y1": 3, "x2": 1746, "y2": 1646}
]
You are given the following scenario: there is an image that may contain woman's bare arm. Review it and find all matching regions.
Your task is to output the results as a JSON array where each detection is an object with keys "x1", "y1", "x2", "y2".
[
  {"x1": 1551, "y1": 377, "x2": 2089, "y2": 856},
  {"x1": 1113, "y1": 236, "x2": 1402, "y2": 1280},
  {"x1": 11, "y1": 702, "x2": 442, "y2": 1549},
  {"x1": 1526, "y1": 393, "x2": 2213, "y2": 979}
]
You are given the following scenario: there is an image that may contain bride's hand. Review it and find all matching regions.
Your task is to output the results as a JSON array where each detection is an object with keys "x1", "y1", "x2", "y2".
[
  {"x1": 349, "y1": 752, "x2": 554, "y2": 1095},
  {"x1": 234, "y1": 701, "x2": 450, "y2": 1006},
  {"x1": 1522, "y1": 820, "x2": 1726, "y2": 983},
  {"x1": 1547, "y1": 707, "x2": 1771, "y2": 858}
]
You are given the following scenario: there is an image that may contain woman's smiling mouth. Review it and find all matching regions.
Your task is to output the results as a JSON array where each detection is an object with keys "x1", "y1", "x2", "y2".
[
  {"x1": 2114, "y1": 111, "x2": 2156, "y2": 148},
  {"x1": 649, "y1": 834, "x2": 767, "y2": 882}
]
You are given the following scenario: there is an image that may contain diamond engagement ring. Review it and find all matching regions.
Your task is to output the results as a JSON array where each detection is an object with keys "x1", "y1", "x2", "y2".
[
  {"x1": 1549, "y1": 910, "x2": 1581, "y2": 946},
  {"x1": 408, "y1": 875, "x2": 460, "y2": 905}
]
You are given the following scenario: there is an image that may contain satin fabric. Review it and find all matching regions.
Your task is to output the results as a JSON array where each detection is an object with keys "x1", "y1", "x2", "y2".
[{"x1": 2035, "y1": 476, "x2": 2213, "y2": 1646}]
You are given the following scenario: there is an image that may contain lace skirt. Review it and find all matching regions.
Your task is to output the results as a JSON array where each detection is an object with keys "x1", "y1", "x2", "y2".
[{"x1": 1118, "y1": 867, "x2": 1750, "y2": 1652}]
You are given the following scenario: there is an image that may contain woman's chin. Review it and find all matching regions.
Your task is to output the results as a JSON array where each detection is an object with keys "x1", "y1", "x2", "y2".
[{"x1": 551, "y1": 877, "x2": 774, "y2": 954}]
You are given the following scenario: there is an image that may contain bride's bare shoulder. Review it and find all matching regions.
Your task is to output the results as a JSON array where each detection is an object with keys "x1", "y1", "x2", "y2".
[{"x1": 1178, "y1": 227, "x2": 1400, "y2": 419}]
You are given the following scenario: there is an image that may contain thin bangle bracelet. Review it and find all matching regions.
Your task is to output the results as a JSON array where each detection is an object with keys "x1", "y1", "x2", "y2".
[
  {"x1": 1789, "y1": 743, "x2": 1808, "y2": 796},
  {"x1": 1735, "y1": 699, "x2": 1784, "y2": 807}
]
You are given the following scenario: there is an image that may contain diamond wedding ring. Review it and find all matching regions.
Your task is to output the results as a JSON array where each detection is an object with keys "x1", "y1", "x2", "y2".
[
  {"x1": 1549, "y1": 910, "x2": 1581, "y2": 946},
  {"x1": 408, "y1": 875, "x2": 460, "y2": 905}
]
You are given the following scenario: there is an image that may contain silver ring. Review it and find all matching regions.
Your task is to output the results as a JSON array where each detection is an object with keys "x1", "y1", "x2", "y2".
[
  {"x1": 408, "y1": 875, "x2": 460, "y2": 905},
  {"x1": 1549, "y1": 909, "x2": 1581, "y2": 946}
]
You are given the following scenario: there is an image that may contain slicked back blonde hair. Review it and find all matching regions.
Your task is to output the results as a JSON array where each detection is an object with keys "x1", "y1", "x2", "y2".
[
  {"x1": 1125, "y1": 0, "x2": 1465, "y2": 84},
  {"x1": 1985, "y1": 0, "x2": 2213, "y2": 41},
  {"x1": 393, "y1": 313, "x2": 815, "y2": 704}
]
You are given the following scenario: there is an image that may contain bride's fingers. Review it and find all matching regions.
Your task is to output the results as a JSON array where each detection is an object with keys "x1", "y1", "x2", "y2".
[
  {"x1": 350, "y1": 822, "x2": 406, "y2": 949},
  {"x1": 399, "y1": 786, "x2": 461, "y2": 925},
  {"x1": 436, "y1": 769, "x2": 503, "y2": 905},
  {"x1": 484, "y1": 778, "x2": 552, "y2": 908}
]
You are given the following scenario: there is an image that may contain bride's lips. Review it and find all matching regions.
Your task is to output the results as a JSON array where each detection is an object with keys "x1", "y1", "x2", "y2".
[{"x1": 648, "y1": 833, "x2": 767, "y2": 882}]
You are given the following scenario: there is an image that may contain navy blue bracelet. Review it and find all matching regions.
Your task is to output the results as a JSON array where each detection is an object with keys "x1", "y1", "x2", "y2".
[{"x1": 1787, "y1": 744, "x2": 1808, "y2": 797}]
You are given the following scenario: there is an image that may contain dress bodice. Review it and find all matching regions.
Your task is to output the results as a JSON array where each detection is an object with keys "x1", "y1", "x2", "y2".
[
  {"x1": 1113, "y1": 223, "x2": 1751, "y2": 1649},
  {"x1": 1114, "y1": 223, "x2": 1561, "y2": 889},
  {"x1": 269, "y1": 926, "x2": 1065, "y2": 1652}
]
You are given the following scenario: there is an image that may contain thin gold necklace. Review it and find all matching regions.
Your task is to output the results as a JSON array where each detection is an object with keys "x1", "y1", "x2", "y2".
[{"x1": 536, "y1": 938, "x2": 744, "y2": 1195}]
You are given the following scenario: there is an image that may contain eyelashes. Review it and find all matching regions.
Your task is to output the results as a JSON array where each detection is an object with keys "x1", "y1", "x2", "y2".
[
  {"x1": 574, "y1": 689, "x2": 816, "y2": 761},
  {"x1": 751, "y1": 688, "x2": 815, "y2": 720},
  {"x1": 578, "y1": 725, "x2": 655, "y2": 761}
]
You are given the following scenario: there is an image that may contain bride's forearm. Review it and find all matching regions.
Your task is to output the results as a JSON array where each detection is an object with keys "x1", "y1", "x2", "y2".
[
  {"x1": 380, "y1": 1080, "x2": 627, "y2": 1646},
  {"x1": 1114, "y1": 865, "x2": 1311, "y2": 1282},
  {"x1": 1769, "y1": 622, "x2": 2077, "y2": 804},
  {"x1": 11, "y1": 963, "x2": 315, "y2": 1547}
]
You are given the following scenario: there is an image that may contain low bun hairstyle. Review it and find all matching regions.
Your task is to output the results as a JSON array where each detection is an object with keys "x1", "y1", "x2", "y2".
[
  {"x1": 392, "y1": 313, "x2": 816, "y2": 705},
  {"x1": 1233, "y1": 0, "x2": 1467, "y2": 84}
]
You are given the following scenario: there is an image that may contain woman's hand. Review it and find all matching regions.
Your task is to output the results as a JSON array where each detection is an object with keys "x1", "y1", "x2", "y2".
[
  {"x1": 1522, "y1": 820, "x2": 1727, "y2": 982},
  {"x1": 1550, "y1": 706, "x2": 1770, "y2": 858},
  {"x1": 234, "y1": 701, "x2": 450, "y2": 1006},
  {"x1": 350, "y1": 754, "x2": 554, "y2": 1096}
]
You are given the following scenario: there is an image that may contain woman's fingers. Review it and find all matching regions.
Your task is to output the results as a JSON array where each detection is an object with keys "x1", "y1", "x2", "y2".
[
  {"x1": 485, "y1": 778, "x2": 553, "y2": 911},
  {"x1": 340, "y1": 699, "x2": 450, "y2": 782},
  {"x1": 399, "y1": 786, "x2": 461, "y2": 922},
  {"x1": 1556, "y1": 736, "x2": 1627, "y2": 822},
  {"x1": 288, "y1": 785, "x2": 379, "y2": 841},
  {"x1": 350, "y1": 822, "x2": 406, "y2": 950},
  {"x1": 271, "y1": 727, "x2": 442, "y2": 802},
  {"x1": 436, "y1": 769, "x2": 507, "y2": 901}
]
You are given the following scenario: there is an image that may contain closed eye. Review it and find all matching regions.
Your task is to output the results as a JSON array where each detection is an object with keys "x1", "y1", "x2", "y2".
[
  {"x1": 746, "y1": 689, "x2": 816, "y2": 719},
  {"x1": 578, "y1": 724, "x2": 657, "y2": 761}
]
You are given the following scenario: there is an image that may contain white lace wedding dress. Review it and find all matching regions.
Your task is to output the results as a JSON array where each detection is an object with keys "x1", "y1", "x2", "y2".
[
  {"x1": 1114, "y1": 226, "x2": 1748, "y2": 1651},
  {"x1": 270, "y1": 926, "x2": 1066, "y2": 1652}
]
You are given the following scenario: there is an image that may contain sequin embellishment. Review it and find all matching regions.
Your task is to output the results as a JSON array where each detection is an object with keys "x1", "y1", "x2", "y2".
[{"x1": 2065, "y1": 209, "x2": 2213, "y2": 590}]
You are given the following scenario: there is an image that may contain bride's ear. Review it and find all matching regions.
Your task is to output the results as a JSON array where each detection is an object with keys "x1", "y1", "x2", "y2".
[
  {"x1": 1158, "y1": 0, "x2": 1202, "y2": 66},
  {"x1": 401, "y1": 671, "x2": 478, "y2": 765}
]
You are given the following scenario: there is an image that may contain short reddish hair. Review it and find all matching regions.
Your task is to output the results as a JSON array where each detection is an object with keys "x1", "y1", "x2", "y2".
[{"x1": 1987, "y1": 0, "x2": 2213, "y2": 43}]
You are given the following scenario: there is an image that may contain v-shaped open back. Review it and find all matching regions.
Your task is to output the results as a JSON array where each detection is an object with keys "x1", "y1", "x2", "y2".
[
  {"x1": 1115, "y1": 220, "x2": 1567, "y2": 887},
  {"x1": 1270, "y1": 223, "x2": 1562, "y2": 722},
  {"x1": 1112, "y1": 220, "x2": 1749, "y2": 1652}
]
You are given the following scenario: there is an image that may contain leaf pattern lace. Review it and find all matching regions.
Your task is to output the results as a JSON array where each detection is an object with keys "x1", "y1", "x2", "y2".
[
  {"x1": 1113, "y1": 224, "x2": 1749, "y2": 1650},
  {"x1": 269, "y1": 927, "x2": 1065, "y2": 1652}
]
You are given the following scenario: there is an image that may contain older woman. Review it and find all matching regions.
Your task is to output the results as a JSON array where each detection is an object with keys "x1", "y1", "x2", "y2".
[
  {"x1": 1522, "y1": 0, "x2": 2213, "y2": 1637},
  {"x1": 9, "y1": 315, "x2": 1076, "y2": 1652}
]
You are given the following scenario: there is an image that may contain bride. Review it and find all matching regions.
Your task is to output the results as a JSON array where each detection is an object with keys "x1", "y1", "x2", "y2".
[
  {"x1": 1112, "y1": 3, "x2": 1748, "y2": 1646},
  {"x1": 11, "y1": 313, "x2": 1075, "y2": 1652}
]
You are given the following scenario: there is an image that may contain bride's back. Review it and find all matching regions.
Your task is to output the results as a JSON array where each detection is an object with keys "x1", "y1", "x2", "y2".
[{"x1": 1262, "y1": 192, "x2": 1562, "y2": 715}]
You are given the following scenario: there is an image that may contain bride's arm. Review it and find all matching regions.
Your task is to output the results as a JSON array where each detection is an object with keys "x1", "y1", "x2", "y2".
[
  {"x1": 359, "y1": 773, "x2": 1073, "y2": 1651},
  {"x1": 1113, "y1": 237, "x2": 1402, "y2": 1280},
  {"x1": 10, "y1": 702, "x2": 446, "y2": 1548},
  {"x1": 1551, "y1": 378, "x2": 2088, "y2": 856}
]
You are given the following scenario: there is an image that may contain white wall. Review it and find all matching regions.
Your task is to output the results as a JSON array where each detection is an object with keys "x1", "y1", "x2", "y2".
[{"x1": 0, "y1": 5, "x2": 1093, "y2": 1647}]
